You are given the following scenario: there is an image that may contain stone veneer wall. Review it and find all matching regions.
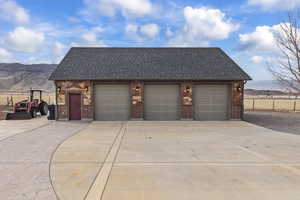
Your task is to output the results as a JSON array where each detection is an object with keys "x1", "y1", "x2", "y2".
[
  {"x1": 181, "y1": 82, "x2": 193, "y2": 119},
  {"x1": 130, "y1": 81, "x2": 144, "y2": 119},
  {"x1": 55, "y1": 80, "x2": 244, "y2": 121},
  {"x1": 231, "y1": 81, "x2": 244, "y2": 119}
]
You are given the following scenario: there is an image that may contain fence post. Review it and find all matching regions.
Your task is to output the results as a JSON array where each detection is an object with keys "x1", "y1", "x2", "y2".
[
  {"x1": 272, "y1": 99, "x2": 275, "y2": 111},
  {"x1": 11, "y1": 96, "x2": 13, "y2": 107},
  {"x1": 294, "y1": 100, "x2": 297, "y2": 112},
  {"x1": 252, "y1": 98, "x2": 255, "y2": 111}
]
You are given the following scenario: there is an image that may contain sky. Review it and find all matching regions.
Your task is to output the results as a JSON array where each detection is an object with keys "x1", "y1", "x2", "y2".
[{"x1": 0, "y1": 0, "x2": 297, "y2": 82}]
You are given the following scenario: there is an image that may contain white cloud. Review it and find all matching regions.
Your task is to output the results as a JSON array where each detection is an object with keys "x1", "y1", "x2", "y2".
[
  {"x1": 125, "y1": 23, "x2": 160, "y2": 41},
  {"x1": 23, "y1": 56, "x2": 52, "y2": 64},
  {"x1": 125, "y1": 24, "x2": 143, "y2": 42},
  {"x1": 0, "y1": 0, "x2": 30, "y2": 24},
  {"x1": 169, "y1": 6, "x2": 239, "y2": 46},
  {"x1": 82, "y1": 32, "x2": 98, "y2": 43},
  {"x1": 238, "y1": 24, "x2": 285, "y2": 52},
  {"x1": 78, "y1": 32, "x2": 106, "y2": 47},
  {"x1": 126, "y1": 24, "x2": 138, "y2": 34},
  {"x1": 81, "y1": 0, "x2": 152, "y2": 19},
  {"x1": 68, "y1": 17, "x2": 81, "y2": 23},
  {"x1": 71, "y1": 28, "x2": 106, "y2": 47},
  {"x1": 140, "y1": 23, "x2": 160, "y2": 38},
  {"x1": 250, "y1": 55, "x2": 264, "y2": 64},
  {"x1": 247, "y1": 0, "x2": 300, "y2": 10},
  {"x1": 0, "y1": 48, "x2": 13, "y2": 62},
  {"x1": 166, "y1": 28, "x2": 174, "y2": 37},
  {"x1": 51, "y1": 42, "x2": 67, "y2": 63},
  {"x1": 52, "y1": 41, "x2": 66, "y2": 57},
  {"x1": 4, "y1": 27, "x2": 45, "y2": 53}
]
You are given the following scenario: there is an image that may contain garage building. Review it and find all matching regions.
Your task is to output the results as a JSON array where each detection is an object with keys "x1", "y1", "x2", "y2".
[{"x1": 49, "y1": 47, "x2": 251, "y2": 121}]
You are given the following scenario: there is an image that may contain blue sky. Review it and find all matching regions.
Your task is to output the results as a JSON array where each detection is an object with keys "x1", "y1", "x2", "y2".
[{"x1": 0, "y1": 0, "x2": 298, "y2": 82}]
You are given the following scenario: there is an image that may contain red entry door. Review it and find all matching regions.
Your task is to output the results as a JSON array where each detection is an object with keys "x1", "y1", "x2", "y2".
[{"x1": 69, "y1": 93, "x2": 81, "y2": 120}]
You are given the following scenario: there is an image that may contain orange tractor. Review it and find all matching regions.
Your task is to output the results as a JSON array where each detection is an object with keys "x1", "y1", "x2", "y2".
[{"x1": 8, "y1": 89, "x2": 48, "y2": 119}]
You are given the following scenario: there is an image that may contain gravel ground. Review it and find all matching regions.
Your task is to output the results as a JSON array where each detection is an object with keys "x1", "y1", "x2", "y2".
[
  {"x1": 244, "y1": 111, "x2": 300, "y2": 135},
  {"x1": 0, "y1": 121, "x2": 88, "y2": 200}
]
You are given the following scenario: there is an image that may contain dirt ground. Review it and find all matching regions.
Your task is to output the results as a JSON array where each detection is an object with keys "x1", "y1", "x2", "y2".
[{"x1": 244, "y1": 111, "x2": 300, "y2": 135}]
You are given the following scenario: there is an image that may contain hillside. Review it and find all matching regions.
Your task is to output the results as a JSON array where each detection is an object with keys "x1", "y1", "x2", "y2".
[
  {"x1": 0, "y1": 63, "x2": 56, "y2": 92},
  {"x1": 245, "y1": 89, "x2": 287, "y2": 96}
]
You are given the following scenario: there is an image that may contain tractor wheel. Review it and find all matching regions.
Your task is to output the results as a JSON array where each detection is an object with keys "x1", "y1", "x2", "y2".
[
  {"x1": 40, "y1": 102, "x2": 48, "y2": 115},
  {"x1": 31, "y1": 109, "x2": 37, "y2": 118}
]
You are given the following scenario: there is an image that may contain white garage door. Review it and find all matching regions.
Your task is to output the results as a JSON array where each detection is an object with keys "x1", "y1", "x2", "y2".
[
  {"x1": 94, "y1": 84, "x2": 130, "y2": 121},
  {"x1": 144, "y1": 84, "x2": 180, "y2": 120},
  {"x1": 194, "y1": 84, "x2": 229, "y2": 120}
]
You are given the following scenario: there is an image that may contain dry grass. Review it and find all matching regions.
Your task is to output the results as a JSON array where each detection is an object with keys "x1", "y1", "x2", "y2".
[
  {"x1": 244, "y1": 98, "x2": 300, "y2": 112},
  {"x1": 0, "y1": 105, "x2": 13, "y2": 112}
]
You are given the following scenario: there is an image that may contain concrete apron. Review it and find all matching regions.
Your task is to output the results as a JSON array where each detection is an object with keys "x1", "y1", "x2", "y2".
[
  {"x1": 50, "y1": 122, "x2": 126, "y2": 200},
  {"x1": 50, "y1": 121, "x2": 300, "y2": 200}
]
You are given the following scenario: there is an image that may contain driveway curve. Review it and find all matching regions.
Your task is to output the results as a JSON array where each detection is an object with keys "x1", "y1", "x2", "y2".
[
  {"x1": 50, "y1": 122, "x2": 124, "y2": 200},
  {"x1": 0, "y1": 121, "x2": 88, "y2": 200}
]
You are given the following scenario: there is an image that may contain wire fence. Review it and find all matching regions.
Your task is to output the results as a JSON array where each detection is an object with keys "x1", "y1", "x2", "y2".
[{"x1": 244, "y1": 98, "x2": 300, "y2": 112}]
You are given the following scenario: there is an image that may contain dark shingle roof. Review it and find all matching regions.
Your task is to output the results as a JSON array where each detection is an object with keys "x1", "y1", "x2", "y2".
[{"x1": 49, "y1": 47, "x2": 251, "y2": 81}]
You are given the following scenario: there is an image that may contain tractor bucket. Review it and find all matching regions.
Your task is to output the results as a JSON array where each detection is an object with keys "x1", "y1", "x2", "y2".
[{"x1": 6, "y1": 112, "x2": 32, "y2": 120}]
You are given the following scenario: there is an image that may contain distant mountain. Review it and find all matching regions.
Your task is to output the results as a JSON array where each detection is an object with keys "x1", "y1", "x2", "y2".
[
  {"x1": 0, "y1": 63, "x2": 56, "y2": 92},
  {"x1": 245, "y1": 89, "x2": 288, "y2": 96},
  {"x1": 245, "y1": 80, "x2": 282, "y2": 90},
  {"x1": 0, "y1": 63, "x2": 295, "y2": 94}
]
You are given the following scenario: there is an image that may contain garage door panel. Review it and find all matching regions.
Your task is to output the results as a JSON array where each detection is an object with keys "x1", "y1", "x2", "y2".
[
  {"x1": 144, "y1": 84, "x2": 179, "y2": 120},
  {"x1": 94, "y1": 84, "x2": 130, "y2": 121},
  {"x1": 194, "y1": 85, "x2": 229, "y2": 121}
]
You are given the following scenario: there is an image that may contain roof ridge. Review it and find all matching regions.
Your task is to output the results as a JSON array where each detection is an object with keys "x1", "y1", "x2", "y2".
[{"x1": 70, "y1": 47, "x2": 221, "y2": 49}]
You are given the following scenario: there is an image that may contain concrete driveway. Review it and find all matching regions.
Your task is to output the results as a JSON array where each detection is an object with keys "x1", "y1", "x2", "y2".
[
  {"x1": 0, "y1": 120, "x2": 88, "y2": 200},
  {"x1": 50, "y1": 121, "x2": 300, "y2": 200}
]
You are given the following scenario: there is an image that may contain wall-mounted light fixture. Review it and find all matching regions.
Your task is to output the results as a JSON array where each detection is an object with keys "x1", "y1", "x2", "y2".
[
  {"x1": 185, "y1": 86, "x2": 191, "y2": 94},
  {"x1": 57, "y1": 86, "x2": 61, "y2": 93},
  {"x1": 135, "y1": 86, "x2": 141, "y2": 93},
  {"x1": 236, "y1": 85, "x2": 242, "y2": 92}
]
